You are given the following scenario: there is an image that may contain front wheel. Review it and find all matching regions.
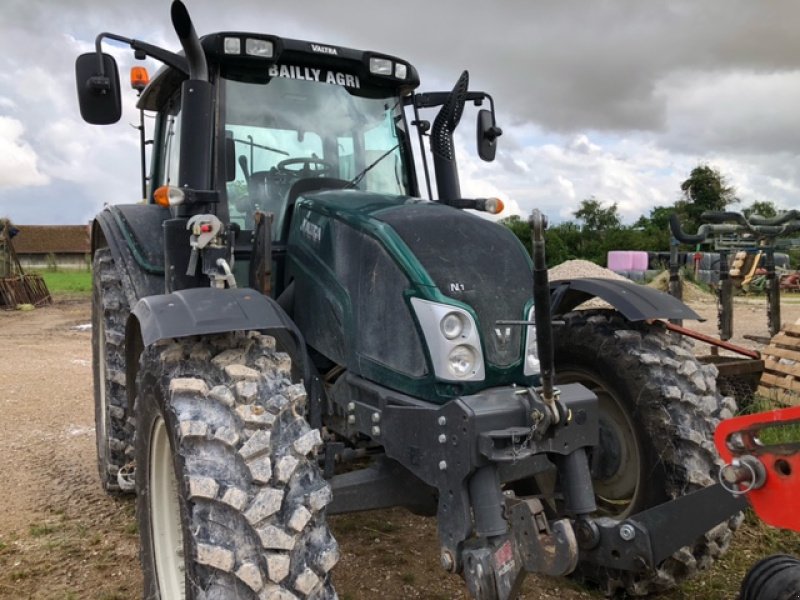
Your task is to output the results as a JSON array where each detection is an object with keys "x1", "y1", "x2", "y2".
[
  {"x1": 553, "y1": 309, "x2": 741, "y2": 596},
  {"x1": 136, "y1": 332, "x2": 339, "y2": 599}
]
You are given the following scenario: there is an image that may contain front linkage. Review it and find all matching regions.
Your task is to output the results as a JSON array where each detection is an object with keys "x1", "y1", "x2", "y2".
[{"x1": 327, "y1": 210, "x2": 746, "y2": 599}]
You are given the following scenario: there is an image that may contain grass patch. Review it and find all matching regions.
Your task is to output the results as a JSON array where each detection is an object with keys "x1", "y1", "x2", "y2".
[
  {"x1": 679, "y1": 511, "x2": 800, "y2": 598},
  {"x1": 28, "y1": 522, "x2": 59, "y2": 537},
  {"x1": 30, "y1": 269, "x2": 92, "y2": 295},
  {"x1": 737, "y1": 396, "x2": 800, "y2": 445}
]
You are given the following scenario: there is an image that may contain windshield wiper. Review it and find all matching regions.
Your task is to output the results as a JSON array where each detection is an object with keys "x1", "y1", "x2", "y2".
[
  {"x1": 234, "y1": 138, "x2": 289, "y2": 156},
  {"x1": 349, "y1": 143, "x2": 400, "y2": 188}
]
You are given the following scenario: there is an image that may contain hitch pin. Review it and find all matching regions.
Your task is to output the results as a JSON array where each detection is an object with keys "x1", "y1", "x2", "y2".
[{"x1": 719, "y1": 455, "x2": 766, "y2": 495}]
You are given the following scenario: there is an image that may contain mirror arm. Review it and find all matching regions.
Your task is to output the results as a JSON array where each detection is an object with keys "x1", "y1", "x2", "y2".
[
  {"x1": 93, "y1": 32, "x2": 189, "y2": 79},
  {"x1": 482, "y1": 93, "x2": 503, "y2": 140}
]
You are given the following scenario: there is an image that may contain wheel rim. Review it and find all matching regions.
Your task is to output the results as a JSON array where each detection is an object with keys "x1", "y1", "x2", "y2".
[
  {"x1": 150, "y1": 417, "x2": 186, "y2": 599},
  {"x1": 558, "y1": 369, "x2": 642, "y2": 519}
]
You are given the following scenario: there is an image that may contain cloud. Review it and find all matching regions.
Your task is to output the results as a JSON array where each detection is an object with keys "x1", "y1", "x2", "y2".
[
  {"x1": 3, "y1": 0, "x2": 800, "y2": 227},
  {"x1": 657, "y1": 69, "x2": 800, "y2": 155},
  {"x1": 0, "y1": 117, "x2": 49, "y2": 188}
]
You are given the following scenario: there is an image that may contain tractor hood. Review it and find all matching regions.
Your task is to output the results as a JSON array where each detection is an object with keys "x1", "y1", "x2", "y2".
[{"x1": 287, "y1": 190, "x2": 534, "y2": 402}]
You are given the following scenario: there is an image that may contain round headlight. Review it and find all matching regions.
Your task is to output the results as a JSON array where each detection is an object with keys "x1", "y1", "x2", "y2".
[
  {"x1": 440, "y1": 312, "x2": 465, "y2": 340},
  {"x1": 448, "y1": 345, "x2": 476, "y2": 378}
]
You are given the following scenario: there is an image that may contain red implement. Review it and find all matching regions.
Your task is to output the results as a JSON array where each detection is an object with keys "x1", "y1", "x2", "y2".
[{"x1": 715, "y1": 405, "x2": 800, "y2": 532}]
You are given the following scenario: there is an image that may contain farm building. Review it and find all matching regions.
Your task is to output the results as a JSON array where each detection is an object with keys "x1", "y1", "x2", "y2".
[{"x1": 12, "y1": 225, "x2": 91, "y2": 270}]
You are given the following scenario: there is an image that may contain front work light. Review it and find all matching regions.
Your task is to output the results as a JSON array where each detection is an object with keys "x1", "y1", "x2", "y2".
[
  {"x1": 246, "y1": 38, "x2": 274, "y2": 57},
  {"x1": 223, "y1": 37, "x2": 241, "y2": 54},
  {"x1": 369, "y1": 57, "x2": 393, "y2": 76}
]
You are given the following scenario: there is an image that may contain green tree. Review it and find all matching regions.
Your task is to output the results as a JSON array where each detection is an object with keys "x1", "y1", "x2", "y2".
[
  {"x1": 573, "y1": 197, "x2": 621, "y2": 231},
  {"x1": 743, "y1": 200, "x2": 778, "y2": 219},
  {"x1": 678, "y1": 164, "x2": 738, "y2": 230},
  {"x1": 499, "y1": 215, "x2": 531, "y2": 251}
]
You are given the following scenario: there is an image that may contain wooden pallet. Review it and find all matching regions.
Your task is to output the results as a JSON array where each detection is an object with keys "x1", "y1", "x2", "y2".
[
  {"x1": 0, "y1": 274, "x2": 52, "y2": 309},
  {"x1": 757, "y1": 323, "x2": 800, "y2": 405}
]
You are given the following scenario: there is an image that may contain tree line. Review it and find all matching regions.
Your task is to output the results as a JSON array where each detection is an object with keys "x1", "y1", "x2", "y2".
[{"x1": 501, "y1": 164, "x2": 782, "y2": 267}]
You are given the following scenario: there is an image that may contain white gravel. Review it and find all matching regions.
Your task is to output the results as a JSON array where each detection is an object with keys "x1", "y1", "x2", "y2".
[{"x1": 548, "y1": 259, "x2": 628, "y2": 282}]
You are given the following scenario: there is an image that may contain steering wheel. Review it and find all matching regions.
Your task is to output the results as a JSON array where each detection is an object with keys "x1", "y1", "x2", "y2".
[{"x1": 276, "y1": 157, "x2": 335, "y2": 177}]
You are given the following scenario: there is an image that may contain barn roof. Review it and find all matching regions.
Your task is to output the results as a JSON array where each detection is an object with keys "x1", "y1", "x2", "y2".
[{"x1": 12, "y1": 225, "x2": 91, "y2": 255}]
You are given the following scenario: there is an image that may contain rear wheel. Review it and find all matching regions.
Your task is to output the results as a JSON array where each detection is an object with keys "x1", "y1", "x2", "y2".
[
  {"x1": 136, "y1": 331, "x2": 338, "y2": 599},
  {"x1": 553, "y1": 309, "x2": 742, "y2": 596},
  {"x1": 92, "y1": 248, "x2": 134, "y2": 493}
]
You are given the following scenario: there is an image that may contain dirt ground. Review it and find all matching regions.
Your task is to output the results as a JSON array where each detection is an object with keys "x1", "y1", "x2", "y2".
[{"x1": 1, "y1": 293, "x2": 799, "y2": 599}]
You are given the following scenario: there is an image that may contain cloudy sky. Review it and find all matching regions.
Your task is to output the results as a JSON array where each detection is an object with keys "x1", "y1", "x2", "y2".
[{"x1": 2, "y1": 0, "x2": 800, "y2": 226}]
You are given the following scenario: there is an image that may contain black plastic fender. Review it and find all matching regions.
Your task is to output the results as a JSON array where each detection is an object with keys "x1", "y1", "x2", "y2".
[
  {"x1": 91, "y1": 204, "x2": 168, "y2": 306},
  {"x1": 125, "y1": 287, "x2": 326, "y2": 427},
  {"x1": 131, "y1": 287, "x2": 298, "y2": 346},
  {"x1": 129, "y1": 286, "x2": 326, "y2": 426},
  {"x1": 549, "y1": 277, "x2": 702, "y2": 322}
]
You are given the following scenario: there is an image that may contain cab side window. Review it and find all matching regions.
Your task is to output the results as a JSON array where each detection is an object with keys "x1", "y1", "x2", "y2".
[{"x1": 162, "y1": 96, "x2": 182, "y2": 186}]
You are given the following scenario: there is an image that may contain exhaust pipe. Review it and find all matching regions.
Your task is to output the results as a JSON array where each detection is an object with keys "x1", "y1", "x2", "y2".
[
  {"x1": 431, "y1": 71, "x2": 469, "y2": 201},
  {"x1": 171, "y1": 0, "x2": 207, "y2": 81},
  {"x1": 170, "y1": 0, "x2": 212, "y2": 191}
]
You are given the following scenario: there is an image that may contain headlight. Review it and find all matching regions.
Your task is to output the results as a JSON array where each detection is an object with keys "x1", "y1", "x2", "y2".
[
  {"x1": 441, "y1": 312, "x2": 465, "y2": 340},
  {"x1": 524, "y1": 307, "x2": 540, "y2": 376},
  {"x1": 448, "y1": 345, "x2": 477, "y2": 378},
  {"x1": 410, "y1": 298, "x2": 485, "y2": 382}
]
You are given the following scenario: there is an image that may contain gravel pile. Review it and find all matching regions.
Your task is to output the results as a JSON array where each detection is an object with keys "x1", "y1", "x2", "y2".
[{"x1": 548, "y1": 259, "x2": 628, "y2": 282}]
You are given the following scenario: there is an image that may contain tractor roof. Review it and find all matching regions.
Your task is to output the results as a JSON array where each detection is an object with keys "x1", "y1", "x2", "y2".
[{"x1": 138, "y1": 32, "x2": 420, "y2": 111}]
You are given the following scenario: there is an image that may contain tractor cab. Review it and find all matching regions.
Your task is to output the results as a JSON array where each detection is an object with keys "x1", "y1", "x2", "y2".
[{"x1": 126, "y1": 32, "x2": 422, "y2": 295}]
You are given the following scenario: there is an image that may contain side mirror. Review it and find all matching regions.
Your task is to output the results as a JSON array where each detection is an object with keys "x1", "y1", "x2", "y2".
[
  {"x1": 75, "y1": 52, "x2": 122, "y2": 125},
  {"x1": 477, "y1": 109, "x2": 502, "y2": 162}
]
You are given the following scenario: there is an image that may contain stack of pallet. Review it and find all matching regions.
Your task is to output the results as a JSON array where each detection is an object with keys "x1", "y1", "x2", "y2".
[
  {"x1": 0, "y1": 218, "x2": 51, "y2": 309},
  {"x1": 758, "y1": 323, "x2": 800, "y2": 405}
]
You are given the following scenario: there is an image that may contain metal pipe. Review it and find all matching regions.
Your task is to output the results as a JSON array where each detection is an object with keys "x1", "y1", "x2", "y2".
[
  {"x1": 765, "y1": 248, "x2": 781, "y2": 337},
  {"x1": 170, "y1": 1, "x2": 207, "y2": 82},
  {"x1": 661, "y1": 321, "x2": 760, "y2": 359},
  {"x1": 719, "y1": 249, "x2": 733, "y2": 341}
]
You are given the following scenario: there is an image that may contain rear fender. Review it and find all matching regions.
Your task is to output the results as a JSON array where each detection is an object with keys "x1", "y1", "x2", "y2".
[{"x1": 549, "y1": 278, "x2": 702, "y2": 322}]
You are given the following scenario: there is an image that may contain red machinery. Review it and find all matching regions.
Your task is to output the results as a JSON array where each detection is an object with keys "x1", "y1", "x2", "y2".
[{"x1": 715, "y1": 405, "x2": 800, "y2": 599}]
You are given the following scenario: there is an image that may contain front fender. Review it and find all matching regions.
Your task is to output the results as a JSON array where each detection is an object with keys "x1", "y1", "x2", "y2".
[
  {"x1": 92, "y1": 204, "x2": 168, "y2": 306},
  {"x1": 127, "y1": 287, "x2": 327, "y2": 429},
  {"x1": 131, "y1": 287, "x2": 297, "y2": 346},
  {"x1": 549, "y1": 277, "x2": 702, "y2": 322}
]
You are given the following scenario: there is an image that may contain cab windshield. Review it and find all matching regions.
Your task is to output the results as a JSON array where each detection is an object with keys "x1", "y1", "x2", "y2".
[{"x1": 223, "y1": 71, "x2": 412, "y2": 236}]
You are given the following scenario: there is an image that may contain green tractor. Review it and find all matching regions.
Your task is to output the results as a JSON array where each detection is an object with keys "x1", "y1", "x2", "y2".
[{"x1": 76, "y1": 2, "x2": 744, "y2": 598}]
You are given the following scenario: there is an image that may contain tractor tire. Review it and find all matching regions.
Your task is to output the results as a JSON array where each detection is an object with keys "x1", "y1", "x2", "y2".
[
  {"x1": 92, "y1": 248, "x2": 135, "y2": 493},
  {"x1": 135, "y1": 331, "x2": 339, "y2": 599},
  {"x1": 553, "y1": 309, "x2": 742, "y2": 596}
]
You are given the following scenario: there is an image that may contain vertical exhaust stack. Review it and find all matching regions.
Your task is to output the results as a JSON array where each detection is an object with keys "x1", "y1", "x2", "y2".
[
  {"x1": 431, "y1": 71, "x2": 469, "y2": 201},
  {"x1": 171, "y1": 0, "x2": 212, "y2": 191},
  {"x1": 171, "y1": 1, "x2": 207, "y2": 81}
]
